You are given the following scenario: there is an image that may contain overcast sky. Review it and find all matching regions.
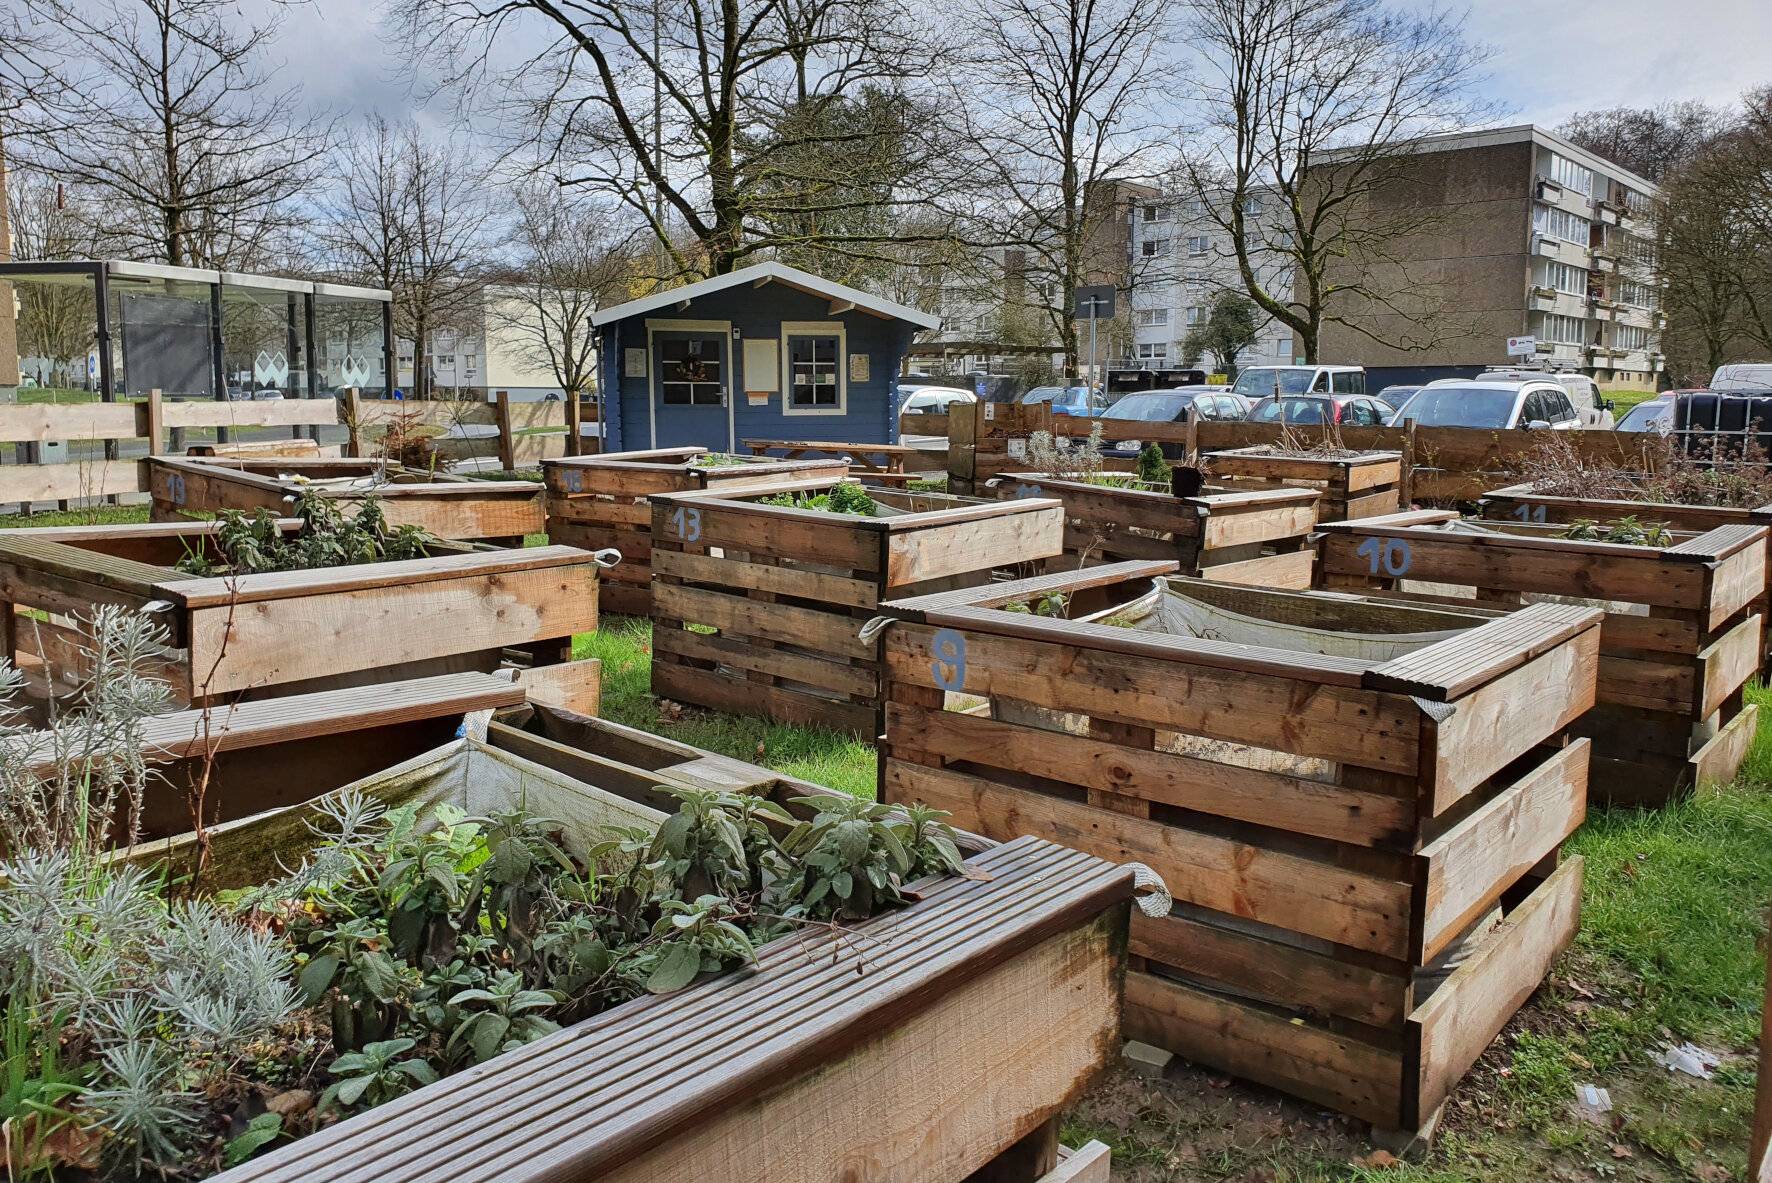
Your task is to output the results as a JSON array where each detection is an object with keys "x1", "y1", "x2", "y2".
[{"x1": 268, "y1": 0, "x2": 1769, "y2": 132}]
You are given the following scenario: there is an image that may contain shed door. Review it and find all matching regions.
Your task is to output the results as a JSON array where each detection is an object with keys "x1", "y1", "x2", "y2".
[{"x1": 653, "y1": 330, "x2": 730, "y2": 450}]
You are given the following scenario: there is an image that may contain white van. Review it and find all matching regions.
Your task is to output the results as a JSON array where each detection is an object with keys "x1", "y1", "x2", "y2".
[
  {"x1": 1708, "y1": 363, "x2": 1772, "y2": 393},
  {"x1": 1477, "y1": 369, "x2": 1613, "y2": 428},
  {"x1": 1230, "y1": 364, "x2": 1367, "y2": 399}
]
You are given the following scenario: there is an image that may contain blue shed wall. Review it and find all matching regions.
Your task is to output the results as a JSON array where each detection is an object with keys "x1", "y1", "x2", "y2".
[{"x1": 602, "y1": 284, "x2": 916, "y2": 453}]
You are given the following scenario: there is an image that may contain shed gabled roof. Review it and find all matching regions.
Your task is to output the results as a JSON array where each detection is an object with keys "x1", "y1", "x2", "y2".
[{"x1": 591, "y1": 261, "x2": 941, "y2": 330}]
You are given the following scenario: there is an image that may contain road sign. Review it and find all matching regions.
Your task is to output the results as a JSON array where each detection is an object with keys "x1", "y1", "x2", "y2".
[
  {"x1": 1072, "y1": 285, "x2": 1115, "y2": 320},
  {"x1": 1507, "y1": 335, "x2": 1538, "y2": 357}
]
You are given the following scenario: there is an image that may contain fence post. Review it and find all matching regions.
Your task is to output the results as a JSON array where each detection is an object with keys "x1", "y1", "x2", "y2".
[
  {"x1": 947, "y1": 400, "x2": 979, "y2": 495},
  {"x1": 565, "y1": 388, "x2": 583, "y2": 458},
  {"x1": 144, "y1": 388, "x2": 166, "y2": 456},
  {"x1": 1402, "y1": 419, "x2": 1418, "y2": 508},
  {"x1": 1185, "y1": 413, "x2": 1200, "y2": 466},
  {"x1": 494, "y1": 390, "x2": 516, "y2": 472},
  {"x1": 343, "y1": 387, "x2": 362, "y2": 458}
]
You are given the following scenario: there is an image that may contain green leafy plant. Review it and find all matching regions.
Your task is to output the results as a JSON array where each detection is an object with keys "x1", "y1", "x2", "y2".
[
  {"x1": 445, "y1": 970, "x2": 563, "y2": 1064},
  {"x1": 757, "y1": 482, "x2": 879, "y2": 516},
  {"x1": 318, "y1": 1038, "x2": 439, "y2": 1113},
  {"x1": 222, "y1": 1112, "x2": 284, "y2": 1167},
  {"x1": 176, "y1": 485, "x2": 432, "y2": 576},
  {"x1": 767, "y1": 795, "x2": 968, "y2": 922},
  {"x1": 1136, "y1": 442, "x2": 1172, "y2": 485},
  {"x1": 1558, "y1": 515, "x2": 1675, "y2": 546},
  {"x1": 619, "y1": 895, "x2": 757, "y2": 995}
]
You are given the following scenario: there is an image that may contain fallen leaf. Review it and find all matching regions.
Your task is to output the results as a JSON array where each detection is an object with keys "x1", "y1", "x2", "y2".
[
  {"x1": 1609, "y1": 1143, "x2": 1632, "y2": 1159},
  {"x1": 1354, "y1": 1149, "x2": 1399, "y2": 1169},
  {"x1": 1694, "y1": 1164, "x2": 1730, "y2": 1182}
]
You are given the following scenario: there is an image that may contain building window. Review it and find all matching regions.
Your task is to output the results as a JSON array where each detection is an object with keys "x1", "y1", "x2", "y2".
[
  {"x1": 781, "y1": 321, "x2": 846, "y2": 415},
  {"x1": 1273, "y1": 337, "x2": 1290, "y2": 357},
  {"x1": 1136, "y1": 308, "x2": 1168, "y2": 326},
  {"x1": 1617, "y1": 280, "x2": 1658, "y2": 309},
  {"x1": 1142, "y1": 238, "x2": 1169, "y2": 258},
  {"x1": 1546, "y1": 152, "x2": 1594, "y2": 195},
  {"x1": 1540, "y1": 261, "x2": 1587, "y2": 295},
  {"x1": 660, "y1": 336, "x2": 725, "y2": 405},
  {"x1": 435, "y1": 355, "x2": 455, "y2": 367},
  {"x1": 1187, "y1": 235, "x2": 1210, "y2": 256},
  {"x1": 1142, "y1": 204, "x2": 1170, "y2": 223},
  {"x1": 1615, "y1": 324, "x2": 1650, "y2": 351},
  {"x1": 1539, "y1": 313, "x2": 1586, "y2": 345},
  {"x1": 1185, "y1": 305, "x2": 1202, "y2": 325},
  {"x1": 1242, "y1": 194, "x2": 1263, "y2": 215},
  {"x1": 1136, "y1": 343, "x2": 1168, "y2": 363},
  {"x1": 1533, "y1": 205, "x2": 1591, "y2": 245}
]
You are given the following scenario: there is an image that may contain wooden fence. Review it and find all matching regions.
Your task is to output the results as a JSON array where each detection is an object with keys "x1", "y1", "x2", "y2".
[
  {"x1": 0, "y1": 391, "x2": 599, "y2": 511},
  {"x1": 911, "y1": 404, "x2": 1661, "y2": 504}
]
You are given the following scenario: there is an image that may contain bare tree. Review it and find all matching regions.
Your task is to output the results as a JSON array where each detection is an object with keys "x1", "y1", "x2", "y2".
[
  {"x1": 392, "y1": 0, "x2": 959, "y2": 278},
  {"x1": 487, "y1": 184, "x2": 640, "y2": 397},
  {"x1": 1557, "y1": 101, "x2": 1732, "y2": 186},
  {"x1": 1181, "y1": 0, "x2": 1496, "y2": 362},
  {"x1": 21, "y1": 0, "x2": 325, "y2": 268},
  {"x1": 6, "y1": 171, "x2": 112, "y2": 384},
  {"x1": 320, "y1": 117, "x2": 490, "y2": 401},
  {"x1": 961, "y1": 0, "x2": 1170, "y2": 376}
]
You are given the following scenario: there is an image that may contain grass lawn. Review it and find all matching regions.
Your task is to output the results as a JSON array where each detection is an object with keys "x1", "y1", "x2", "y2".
[
  {"x1": 13, "y1": 386, "x2": 104, "y2": 405},
  {"x1": 1609, "y1": 389, "x2": 1661, "y2": 416},
  {"x1": 0, "y1": 503, "x2": 151, "y2": 529}
]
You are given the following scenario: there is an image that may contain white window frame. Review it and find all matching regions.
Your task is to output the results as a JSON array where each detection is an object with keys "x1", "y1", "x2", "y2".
[
  {"x1": 1136, "y1": 342, "x2": 1168, "y2": 363},
  {"x1": 1142, "y1": 238, "x2": 1169, "y2": 258},
  {"x1": 1187, "y1": 235, "x2": 1210, "y2": 257},
  {"x1": 780, "y1": 320, "x2": 848, "y2": 417},
  {"x1": 1136, "y1": 307, "x2": 1168, "y2": 327}
]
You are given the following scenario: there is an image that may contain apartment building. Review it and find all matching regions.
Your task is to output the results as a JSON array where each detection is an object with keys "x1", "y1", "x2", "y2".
[
  {"x1": 395, "y1": 285, "x2": 592, "y2": 401},
  {"x1": 1120, "y1": 188, "x2": 1296, "y2": 372},
  {"x1": 1312, "y1": 125, "x2": 1662, "y2": 389}
]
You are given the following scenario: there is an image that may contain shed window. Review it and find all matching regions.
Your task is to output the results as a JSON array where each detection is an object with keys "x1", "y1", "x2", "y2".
[
  {"x1": 661, "y1": 337, "x2": 723, "y2": 405},
  {"x1": 787, "y1": 333, "x2": 841, "y2": 409}
]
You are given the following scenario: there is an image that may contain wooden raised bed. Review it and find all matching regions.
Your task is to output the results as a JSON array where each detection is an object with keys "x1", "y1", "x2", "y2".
[
  {"x1": 1204, "y1": 446, "x2": 1404, "y2": 522},
  {"x1": 648, "y1": 479, "x2": 1064, "y2": 734},
  {"x1": 876, "y1": 560, "x2": 1601, "y2": 1135},
  {"x1": 176, "y1": 734, "x2": 1134, "y2": 1183},
  {"x1": 987, "y1": 472, "x2": 1319, "y2": 588},
  {"x1": 0, "y1": 518, "x2": 602, "y2": 708},
  {"x1": 1482, "y1": 480, "x2": 1772, "y2": 672},
  {"x1": 1319, "y1": 510, "x2": 1768, "y2": 805},
  {"x1": 148, "y1": 455, "x2": 547, "y2": 544},
  {"x1": 544, "y1": 447, "x2": 850, "y2": 615}
]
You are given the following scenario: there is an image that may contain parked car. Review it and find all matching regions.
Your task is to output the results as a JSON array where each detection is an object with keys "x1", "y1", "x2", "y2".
[
  {"x1": 252, "y1": 389, "x2": 285, "y2": 401},
  {"x1": 1021, "y1": 385, "x2": 1105, "y2": 416},
  {"x1": 1375, "y1": 384, "x2": 1420, "y2": 421},
  {"x1": 1708, "y1": 363, "x2": 1772, "y2": 393},
  {"x1": 1231, "y1": 364, "x2": 1368, "y2": 399},
  {"x1": 1245, "y1": 393, "x2": 1391, "y2": 426},
  {"x1": 1099, "y1": 388, "x2": 1251, "y2": 459},
  {"x1": 1476, "y1": 368, "x2": 1614, "y2": 428},
  {"x1": 1615, "y1": 393, "x2": 1681, "y2": 434},
  {"x1": 1391, "y1": 378, "x2": 1583, "y2": 430},
  {"x1": 900, "y1": 385, "x2": 976, "y2": 415}
]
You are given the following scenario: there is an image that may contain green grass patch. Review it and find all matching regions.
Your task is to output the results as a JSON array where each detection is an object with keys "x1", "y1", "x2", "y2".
[
  {"x1": 573, "y1": 616, "x2": 878, "y2": 798},
  {"x1": 1608, "y1": 388, "x2": 1660, "y2": 416},
  {"x1": 14, "y1": 386, "x2": 103, "y2": 404},
  {"x1": 0, "y1": 503, "x2": 150, "y2": 529}
]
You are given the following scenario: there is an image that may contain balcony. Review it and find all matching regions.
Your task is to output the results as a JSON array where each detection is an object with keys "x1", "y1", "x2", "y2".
[{"x1": 1535, "y1": 178, "x2": 1564, "y2": 202}]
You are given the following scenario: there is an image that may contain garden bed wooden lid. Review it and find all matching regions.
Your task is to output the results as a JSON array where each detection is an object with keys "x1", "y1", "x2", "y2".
[
  {"x1": 207, "y1": 835, "x2": 1135, "y2": 1183},
  {"x1": 1319, "y1": 511, "x2": 1770, "y2": 563}
]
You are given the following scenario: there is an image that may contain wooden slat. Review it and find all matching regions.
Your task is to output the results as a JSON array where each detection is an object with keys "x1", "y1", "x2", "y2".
[
  {"x1": 651, "y1": 658, "x2": 878, "y2": 735},
  {"x1": 0, "y1": 458, "x2": 147, "y2": 502},
  {"x1": 884, "y1": 560, "x2": 1178, "y2": 616},
  {"x1": 884, "y1": 759, "x2": 1412, "y2": 958},
  {"x1": 1364, "y1": 602, "x2": 1601, "y2": 702},
  {"x1": 1689, "y1": 701, "x2": 1759, "y2": 788},
  {"x1": 891, "y1": 704, "x2": 1414, "y2": 847},
  {"x1": 166, "y1": 546, "x2": 595, "y2": 608},
  {"x1": 1699, "y1": 613, "x2": 1762, "y2": 719},
  {"x1": 653, "y1": 547, "x2": 879, "y2": 609},
  {"x1": 655, "y1": 625, "x2": 877, "y2": 698},
  {"x1": 159, "y1": 399, "x2": 339, "y2": 430},
  {"x1": 1416, "y1": 742, "x2": 1588, "y2": 961},
  {"x1": 1408, "y1": 857, "x2": 1583, "y2": 1128},
  {"x1": 0, "y1": 400, "x2": 140, "y2": 443},
  {"x1": 653, "y1": 583, "x2": 873, "y2": 660},
  {"x1": 884, "y1": 505, "x2": 1063, "y2": 586}
]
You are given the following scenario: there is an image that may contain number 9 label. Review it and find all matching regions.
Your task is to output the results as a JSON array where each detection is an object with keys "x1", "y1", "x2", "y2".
[{"x1": 930, "y1": 629, "x2": 967, "y2": 692}]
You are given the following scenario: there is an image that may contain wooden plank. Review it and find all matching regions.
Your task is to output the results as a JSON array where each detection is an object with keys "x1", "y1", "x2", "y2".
[
  {"x1": 884, "y1": 623, "x2": 1421, "y2": 775},
  {"x1": 654, "y1": 498, "x2": 882, "y2": 573},
  {"x1": 1125, "y1": 971, "x2": 1403, "y2": 1127},
  {"x1": 884, "y1": 759, "x2": 1413, "y2": 958},
  {"x1": 1689, "y1": 702, "x2": 1759, "y2": 788},
  {"x1": 653, "y1": 547, "x2": 879, "y2": 608},
  {"x1": 1416, "y1": 742, "x2": 1588, "y2": 962},
  {"x1": 0, "y1": 458, "x2": 147, "y2": 502},
  {"x1": 651, "y1": 658, "x2": 878, "y2": 735},
  {"x1": 1365, "y1": 602, "x2": 1600, "y2": 702},
  {"x1": 655, "y1": 625, "x2": 878, "y2": 698},
  {"x1": 1408, "y1": 857, "x2": 1583, "y2": 1128},
  {"x1": 1699, "y1": 613, "x2": 1762, "y2": 719},
  {"x1": 1424, "y1": 625, "x2": 1598, "y2": 813},
  {"x1": 1194, "y1": 546, "x2": 1314, "y2": 589},
  {"x1": 1132, "y1": 909, "x2": 1410, "y2": 1029},
  {"x1": 1040, "y1": 1142, "x2": 1110, "y2": 1183},
  {"x1": 514, "y1": 658, "x2": 602, "y2": 717},
  {"x1": 185, "y1": 561, "x2": 597, "y2": 698},
  {"x1": 167, "y1": 546, "x2": 594, "y2": 608},
  {"x1": 653, "y1": 583, "x2": 874, "y2": 660},
  {"x1": 890, "y1": 704, "x2": 1414, "y2": 847},
  {"x1": 159, "y1": 399, "x2": 339, "y2": 429},
  {"x1": 0, "y1": 400, "x2": 140, "y2": 443},
  {"x1": 885, "y1": 506, "x2": 1064, "y2": 587},
  {"x1": 1706, "y1": 539, "x2": 1769, "y2": 631}
]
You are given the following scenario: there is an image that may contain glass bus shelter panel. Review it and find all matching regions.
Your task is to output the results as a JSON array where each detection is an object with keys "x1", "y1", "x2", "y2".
[
  {"x1": 5, "y1": 271, "x2": 101, "y2": 398},
  {"x1": 110, "y1": 274, "x2": 217, "y2": 399},
  {"x1": 315, "y1": 294, "x2": 388, "y2": 398},
  {"x1": 221, "y1": 281, "x2": 308, "y2": 400}
]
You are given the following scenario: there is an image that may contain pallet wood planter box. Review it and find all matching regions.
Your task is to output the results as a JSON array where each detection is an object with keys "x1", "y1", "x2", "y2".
[
  {"x1": 1481, "y1": 480, "x2": 1772, "y2": 672},
  {"x1": 0, "y1": 519, "x2": 602, "y2": 708},
  {"x1": 875, "y1": 559, "x2": 1601, "y2": 1134},
  {"x1": 987, "y1": 472, "x2": 1319, "y2": 588},
  {"x1": 147, "y1": 455, "x2": 547, "y2": 544},
  {"x1": 155, "y1": 736, "x2": 1136, "y2": 1183},
  {"x1": 648, "y1": 478, "x2": 1065, "y2": 733},
  {"x1": 544, "y1": 447, "x2": 850, "y2": 615},
  {"x1": 1203, "y1": 446, "x2": 1404, "y2": 522},
  {"x1": 1318, "y1": 510, "x2": 1768, "y2": 804}
]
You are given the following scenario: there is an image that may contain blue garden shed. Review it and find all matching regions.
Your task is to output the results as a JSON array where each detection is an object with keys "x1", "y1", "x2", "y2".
[{"x1": 591, "y1": 262, "x2": 940, "y2": 453}]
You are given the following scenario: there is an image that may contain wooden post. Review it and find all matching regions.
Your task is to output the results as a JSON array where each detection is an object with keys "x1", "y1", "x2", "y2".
[
  {"x1": 949, "y1": 401, "x2": 979, "y2": 494},
  {"x1": 565, "y1": 387, "x2": 583, "y2": 458},
  {"x1": 494, "y1": 390, "x2": 516, "y2": 472},
  {"x1": 1401, "y1": 419, "x2": 1418, "y2": 508},
  {"x1": 143, "y1": 388, "x2": 166, "y2": 456},
  {"x1": 343, "y1": 387, "x2": 362, "y2": 458},
  {"x1": 1751, "y1": 908, "x2": 1772, "y2": 1182},
  {"x1": 1184, "y1": 413, "x2": 1200, "y2": 466}
]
